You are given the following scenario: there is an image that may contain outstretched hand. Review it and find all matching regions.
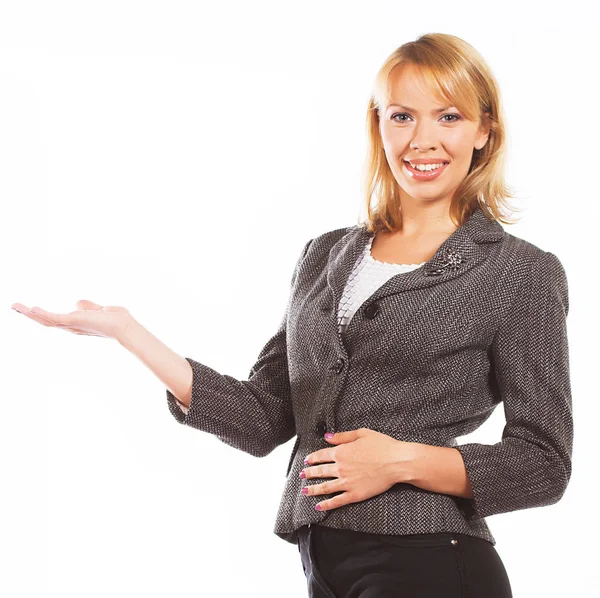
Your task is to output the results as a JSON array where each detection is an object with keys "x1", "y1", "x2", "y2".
[
  {"x1": 11, "y1": 299, "x2": 134, "y2": 341},
  {"x1": 300, "y1": 427, "x2": 421, "y2": 512}
]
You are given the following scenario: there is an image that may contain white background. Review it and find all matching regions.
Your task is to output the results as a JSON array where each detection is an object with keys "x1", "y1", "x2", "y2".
[{"x1": 2, "y1": 1, "x2": 597, "y2": 597}]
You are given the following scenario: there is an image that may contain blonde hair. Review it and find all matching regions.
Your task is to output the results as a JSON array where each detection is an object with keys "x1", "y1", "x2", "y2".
[{"x1": 361, "y1": 33, "x2": 520, "y2": 233}]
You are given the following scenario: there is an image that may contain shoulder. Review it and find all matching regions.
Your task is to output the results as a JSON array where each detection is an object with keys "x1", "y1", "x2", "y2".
[
  {"x1": 496, "y1": 232, "x2": 569, "y2": 316},
  {"x1": 495, "y1": 230, "x2": 567, "y2": 276},
  {"x1": 311, "y1": 223, "x2": 361, "y2": 245},
  {"x1": 299, "y1": 223, "x2": 362, "y2": 258},
  {"x1": 499, "y1": 230, "x2": 547, "y2": 262}
]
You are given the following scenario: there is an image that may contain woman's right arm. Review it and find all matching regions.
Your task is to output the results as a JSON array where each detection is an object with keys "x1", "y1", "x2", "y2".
[
  {"x1": 117, "y1": 318, "x2": 193, "y2": 409},
  {"x1": 13, "y1": 236, "x2": 312, "y2": 457}
]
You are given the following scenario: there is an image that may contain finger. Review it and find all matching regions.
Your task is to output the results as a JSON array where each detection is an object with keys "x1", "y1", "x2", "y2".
[
  {"x1": 11, "y1": 303, "x2": 30, "y2": 312},
  {"x1": 314, "y1": 497, "x2": 335, "y2": 511},
  {"x1": 29, "y1": 306, "x2": 73, "y2": 326},
  {"x1": 303, "y1": 478, "x2": 341, "y2": 495},
  {"x1": 12, "y1": 305, "x2": 87, "y2": 332},
  {"x1": 14, "y1": 305, "x2": 103, "y2": 335},
  {"x1": 17, "y1": 310, "x2": 61, "y2": 328},
  {"x1": 316, "y1": 491, "x2": 356, "y2": 512},
  {"x1": 16, "y1": 307, "x2": 73, "y2": 329}
]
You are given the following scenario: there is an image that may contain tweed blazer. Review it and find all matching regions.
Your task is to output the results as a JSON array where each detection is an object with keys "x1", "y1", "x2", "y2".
[{"x1": 165, "y1": 205, "x2": 573, "y2": 547}]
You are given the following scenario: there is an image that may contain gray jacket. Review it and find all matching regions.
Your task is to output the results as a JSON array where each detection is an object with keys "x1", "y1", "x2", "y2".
[{"x1": 166, "y1": 205, "x2": 573, "y2": 546}]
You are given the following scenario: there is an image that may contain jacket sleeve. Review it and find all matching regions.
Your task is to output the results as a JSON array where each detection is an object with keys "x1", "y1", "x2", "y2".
[
  {"x1": 453, "y1": 250, "x2": 573, "y2": 520},
  {"x1": 165, "y1": 237, "x2": 313, "y2": 458}
]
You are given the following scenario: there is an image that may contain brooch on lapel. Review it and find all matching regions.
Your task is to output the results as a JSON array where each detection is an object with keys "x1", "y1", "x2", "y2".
[{"x1": 424, "y1": 250, "x2": 466, "y2": 276}]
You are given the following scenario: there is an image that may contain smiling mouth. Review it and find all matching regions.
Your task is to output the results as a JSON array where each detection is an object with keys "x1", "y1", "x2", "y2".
[
  {"x1": 403, "y1": 160, "x2": 449, "y2": 169},
  {"x1": 402, "y1": 160, "x2": 449, "y2": 180}
]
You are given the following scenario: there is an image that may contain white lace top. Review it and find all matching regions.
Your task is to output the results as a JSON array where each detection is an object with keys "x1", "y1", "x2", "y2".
[
  {"x1": 337, "y1": 234, "x2": 425, "y2": 338},
  {"x1": 175, "y1": 235, "x2": 425, "y2": 414}
]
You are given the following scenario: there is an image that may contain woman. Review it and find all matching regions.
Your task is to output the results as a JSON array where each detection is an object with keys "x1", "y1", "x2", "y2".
[{"x1": 12, "y1": 33, "x2": 572, "y2": 598}]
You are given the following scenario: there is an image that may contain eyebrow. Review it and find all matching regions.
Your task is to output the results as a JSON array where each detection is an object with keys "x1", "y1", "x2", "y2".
[{"x1": 387, "y1": 104, "x2": 456, "y2": 113}]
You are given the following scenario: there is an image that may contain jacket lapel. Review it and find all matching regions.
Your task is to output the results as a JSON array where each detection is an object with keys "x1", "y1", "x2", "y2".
[{"x1": 326, "y1": 205, "x2": 506, "y2": 316}]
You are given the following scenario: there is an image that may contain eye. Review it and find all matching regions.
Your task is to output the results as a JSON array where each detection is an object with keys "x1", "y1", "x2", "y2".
[
  {"x1": 390, "y1": 113, "x2": 462, "y2": 123},
  {"x1": 441, "y1": 114, "x2": 461, "y2": 123}
]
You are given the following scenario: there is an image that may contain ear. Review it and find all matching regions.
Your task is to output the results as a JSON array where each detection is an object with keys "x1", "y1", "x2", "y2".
[{"x1": 475, "y1": 111, "x2": 491, "y2": 151}]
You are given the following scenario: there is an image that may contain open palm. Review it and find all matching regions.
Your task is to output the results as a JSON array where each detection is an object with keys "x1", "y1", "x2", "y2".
[{"x1": 11, "y1": 299, "x2": 134, "y2": 340}]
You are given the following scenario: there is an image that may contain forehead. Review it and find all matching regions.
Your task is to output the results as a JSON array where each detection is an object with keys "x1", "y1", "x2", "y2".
[{"x1": 384, "y1": 65, "x2": 449, "y2": 110}]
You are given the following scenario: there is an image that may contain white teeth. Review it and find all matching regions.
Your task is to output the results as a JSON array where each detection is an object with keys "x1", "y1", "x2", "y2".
[{"x1": 409, "y1": 162, "x2": 446, "y2": 171}]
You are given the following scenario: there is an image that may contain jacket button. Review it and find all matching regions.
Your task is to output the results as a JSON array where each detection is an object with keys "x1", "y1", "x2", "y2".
[
  {"x1": 334, "y1": 357, "x2": 344, "y2": 373},
  {"x1": 450, "y1": 539, "x2": 458, "y2": 546},
  {"x1": 315, "y1": 421, "x2": 327, "y2": 437},
  {"x1": 364, "y1": 302, "x2": 379, "y2": 319}
]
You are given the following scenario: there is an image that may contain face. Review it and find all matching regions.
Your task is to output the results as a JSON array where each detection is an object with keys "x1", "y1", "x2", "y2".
[{"x1": 379, "y1": 64, "x2": 490, "y2": 207}]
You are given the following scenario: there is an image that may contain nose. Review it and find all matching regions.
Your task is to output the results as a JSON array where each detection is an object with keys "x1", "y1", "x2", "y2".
[{"x1": 410, "y1": 121, "x2": 438, "y2": 151}]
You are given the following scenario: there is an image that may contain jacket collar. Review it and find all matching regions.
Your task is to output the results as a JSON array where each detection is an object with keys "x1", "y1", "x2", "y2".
[{"x1": 326, "y1": 205, "x2": 506, "y2": 310}]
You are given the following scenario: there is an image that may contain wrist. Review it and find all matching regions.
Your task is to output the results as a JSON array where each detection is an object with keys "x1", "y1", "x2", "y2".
[
  {"x1": 400, "y1": 444, "x2": 475, "y2": 499},
  {"x1": 391, "y1": 441, "x2": 425, "y2": 485},
  {"x1": 117, "y1": 316, "x2": 143, "y2": 349}
]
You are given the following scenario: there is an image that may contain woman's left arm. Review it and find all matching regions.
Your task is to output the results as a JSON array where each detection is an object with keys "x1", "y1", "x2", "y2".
[{"x1": 408, "y1": 251, "x2": 573, "y2": 519}]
